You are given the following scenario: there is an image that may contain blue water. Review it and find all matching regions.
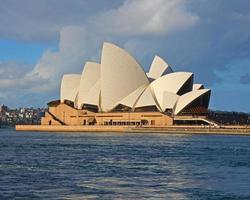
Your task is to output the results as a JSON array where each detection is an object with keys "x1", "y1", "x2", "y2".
[{"x1": 1, "y1": 129, "x2": 250, "y2": 199}]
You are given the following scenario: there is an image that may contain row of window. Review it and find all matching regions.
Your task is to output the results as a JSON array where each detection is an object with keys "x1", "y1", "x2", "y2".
[{"x1": 103, "y1": 120, "x2": 151, "y2": 126}]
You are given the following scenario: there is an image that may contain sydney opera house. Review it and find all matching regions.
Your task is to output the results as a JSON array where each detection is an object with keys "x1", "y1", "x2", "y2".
[{"x1": 41, "y1": 42, "x2": 212, "y2": 127}]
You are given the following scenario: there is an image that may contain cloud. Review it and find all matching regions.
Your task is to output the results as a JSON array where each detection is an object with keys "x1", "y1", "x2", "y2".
[
  {"x1": 0, "y1": 26, "x2": 105, "y2": 94},
  {"x1": 0, "y1": 61, "x2": 36, "y2": 90},
  {"x1": 1, "y1": 0, "x2": 250, "y2": 111},
  {"x1": 0, "y1": 61, "x2": 49, "y2": 107},
  {"x1": 0, "y1": 0, "x2": 121, "y2": 42},
  {"x1": 0, "y1": 61, "x2": 29, "y2": 79},
  {"x1": 25, "y1": 26, "x2": 104, "y2": 92},
  {"x1": 91, "y1": 0, "x2": 199, "y2": 35},
  {"x1": 210, "y1": 59, "x2": 250, "y2": 112},
  {"x1": 0, "y1": 0, "x2": 198, "y2": 41},
  {"x1": 240, "y1": 73, "x2": 250, "y2": 85},
  {"x1": 1, "y1": 0, "x2": 198, "y2": 95},
  {"x1": 0, "y1": 26, "x2": 102, "y2": 106}
]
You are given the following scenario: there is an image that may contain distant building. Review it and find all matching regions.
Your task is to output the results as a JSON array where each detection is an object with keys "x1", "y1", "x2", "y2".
[
  {"x1": 42, "y1": 42, "x2": 212, "y2": 127},
  {"x1": 0, "y1": 104, "x2": 8, "y2": 114},
  {"x1": 0, "y1": 106, "x2": 46, "y2": 126}
]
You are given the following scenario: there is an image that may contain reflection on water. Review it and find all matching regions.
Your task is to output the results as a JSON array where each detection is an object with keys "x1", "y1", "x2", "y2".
[{"x1": 1, "y1": 129, "x2": 250, "y2": 199}]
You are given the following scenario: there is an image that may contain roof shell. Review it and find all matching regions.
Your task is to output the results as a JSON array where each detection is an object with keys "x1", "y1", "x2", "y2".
[
  {"x1": 60, "y1": 74, "x2": 81, "y2": 103},
  {"x1": 100, "y1": 42, "x2": 149, "y2": 112},
  {"x1": 77, "y1": 62, "x2": 100, "y2": 109},
  {"x1": 161, "y1": 91, "x2": 179, "y2": 111},
  {"x1": 81, "y1": 80, "x2": 101, "y2": 108},
  {"x1": 174, "y1": 89, "x2": 211, "y2": 115},
  {"x1": 134, "y1": 86, "x2": 161, "y2": 110},
  {"x1": 150, "y1": 72, "x2": 193, "y2": 109},
  {"x1": 193, "y1": 83, "x2": 204, "y2": 90},
  {"x1": 147, "y1": 55, "x2": 173, "y2": 79},
  {"x1": 118, "y1": 84, "x2": 148, "y2": 108}
]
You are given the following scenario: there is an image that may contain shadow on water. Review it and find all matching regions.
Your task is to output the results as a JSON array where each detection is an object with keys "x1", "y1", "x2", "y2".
[{"x1": 1, "y1": 129, "x2": 250, "y2": 199}]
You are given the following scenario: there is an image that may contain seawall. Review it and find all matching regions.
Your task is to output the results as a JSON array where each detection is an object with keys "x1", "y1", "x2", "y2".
[
  {"x1": 16, "y1": 125, "x2": 125, "y2": 132},
  {"x1": 15, "y1": 125, "x2": 250, "y2": 135}
]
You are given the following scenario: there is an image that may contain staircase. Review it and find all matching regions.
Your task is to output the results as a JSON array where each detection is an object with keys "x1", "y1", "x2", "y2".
[
  {"x1": 47, "y1": 111, "x2": 67, "y2": 125},
  {"x1": 174, "y1": 116, "x2": 220, "y2": 127},
  {"x1": 201, "y1": 118, "x2": 220, "y2": 127}
]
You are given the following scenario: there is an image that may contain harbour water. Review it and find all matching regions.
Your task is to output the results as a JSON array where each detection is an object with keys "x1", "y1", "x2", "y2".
[{"x1": 1, "y1": 129, "x2": 250, "y2": 199}]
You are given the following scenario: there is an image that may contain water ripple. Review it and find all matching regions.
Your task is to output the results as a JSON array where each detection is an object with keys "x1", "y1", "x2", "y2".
[{"x1": 0, "y1": 129, "x2": 250, "y2": 199}]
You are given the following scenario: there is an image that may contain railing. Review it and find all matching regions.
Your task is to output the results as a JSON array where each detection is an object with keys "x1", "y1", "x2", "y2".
[
  {"x1": 204, "y1": 117, "x2": 222, "y2": 127},
  {"x1": 47, "y1": 111, "x2": 67, "y2": 125}
]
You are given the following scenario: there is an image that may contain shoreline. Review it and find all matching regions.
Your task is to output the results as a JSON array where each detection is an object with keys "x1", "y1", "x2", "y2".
[{"x1": 15, "y1": 125, "x2": 250, "y2": 136}]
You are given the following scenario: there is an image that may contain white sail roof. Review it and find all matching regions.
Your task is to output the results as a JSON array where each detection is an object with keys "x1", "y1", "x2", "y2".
[
  {"x1": 151, "y1": 72, "x2": 193, "y2": 107},
  {"x1": 81, "y1": 80, "x2": 101, "y2": 107},
  {"x1": 100, "y1": 42, "x2": 149, "y2": 112},
  {"x1": 147, "y1": 55, "x2": 173, "y2": 80},
  {"x1": 58, "y1": 42, "x2": 210, "y2": 115},
  {"x1": 174, "y1": 89, "x2": 211, "y2": 115},
  {"x1": 193, "y1": 83, "x2": 204, "y2": 90},
  {"x1": 60, "y1": 74, "x2": 81, "y2": 103},
  {"x1": 118, "y1": 84, "x2": 148, "y2": 108},
  {"x1": 134, "y1": 86, "x2": 161, "y2": 110},
  {"x1": 77, "y1": 62, "x2": 100, "y2": 109},
  {"x1": 161, "y1": 91, "x2": 179, "y2": 111}
]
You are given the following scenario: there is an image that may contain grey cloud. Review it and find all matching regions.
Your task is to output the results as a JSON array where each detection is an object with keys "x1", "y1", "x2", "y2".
[
  {"x1": 1, "y1": 0, "x2": 250, "y2": 110},
  {"x1": 0, "y1": 61, "x2": 30, "y2": 79},
  {"x1": 3, "y1": 0, "x2": 199, "y2": 95},
  {"x1": 0, "y1": 26, "x2": 106, "y2": 94},
  {"x1": 91, "y1": 0, "x2": 199, "y2": 36},
  {"x1": 138, "y1": 0, "x2": 250, "y2": 86},
  {"x1": 0, "y1": 0, "x2": 122, "y2": 42},
  {"x1": 240, "y1": 73, "x2": 250, "y2": 85},
  {"x1": 0, "y1": 0, "x2": 198, "y2": 42},
  {"x1": 0, "y1": 61, "x2": 49, "y2": 107}
]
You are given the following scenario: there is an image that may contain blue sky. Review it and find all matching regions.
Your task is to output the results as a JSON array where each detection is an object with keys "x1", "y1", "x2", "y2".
[
  {"x1": 0, "y1": 0, "x2": 250, "y2": 112},
  {"x1": 0, "y1": 40, "x2": 49, "y2": 64}
]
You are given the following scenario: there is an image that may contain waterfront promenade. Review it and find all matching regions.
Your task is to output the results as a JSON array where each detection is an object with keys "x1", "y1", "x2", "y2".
[{"x1": 16, "y1": 125, "x2": 250, "y2": 135}]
